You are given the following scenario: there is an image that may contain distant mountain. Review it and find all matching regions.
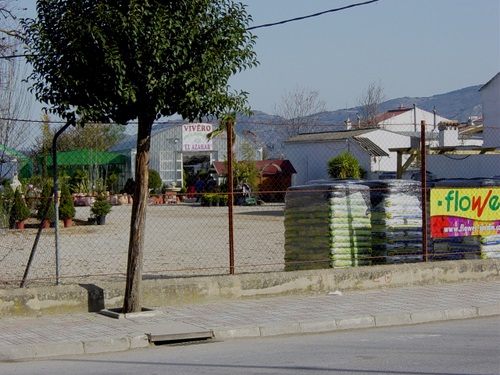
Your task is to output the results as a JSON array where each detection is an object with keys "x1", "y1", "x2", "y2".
[
  {"x1": 240, "y1": 84, "x2": 483, "y2": 126},
  {"x1": 316, "y1": 85, "x2": 483, "y2": 125},
  {"x1": 235, "y1": 84, "x2": 483, "y2": 157},
  {"x1": 380, "y1": 85, "x2": 482, "y2": 122}
]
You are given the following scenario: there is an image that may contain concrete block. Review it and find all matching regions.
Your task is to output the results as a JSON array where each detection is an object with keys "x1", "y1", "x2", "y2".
[
  {"x1": 477, "y1": 304, "x2": 500, "y2": 317},
  {"x1": 259, "y1": 322, "x2": 301, "y2": 337},
  {"x1": 212, "y1": 326, "x2": 261, "y2": 339},
  {"x1": 129, "y1": 335, "x2": 150, "y2": 349},
  {"x1": 337, "y1": 316, "x2": 375, "y2": 330},
  {"x1": 83, "y1": 337, "x2": 131, "y2": 354},
  {"x1": 443, "y1": 307, "x2": 478, "y2": 320},
  {"x1": 33, "y1": 341, "x2": 84, "y2": 359},
  {"x1": 299, "y1": 320, "x2": 338, "y2": 333},
  {"x1": 410, "y1": 310, "x2": 446, "y2": 324},
  {"x1": 374, "y1": 313, "x2": 411, "y2": 327},
  {"x1": 0, "y1": 345, "x2": 34, "y2": 361}
]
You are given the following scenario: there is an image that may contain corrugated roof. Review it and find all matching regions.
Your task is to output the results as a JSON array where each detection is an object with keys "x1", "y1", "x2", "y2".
[
  {"x1": 352, "y1": 137, "x2": 389, "y2": 157},
  {"x1": 285, "y1": 128, "x2": 378, "y2": 143}
]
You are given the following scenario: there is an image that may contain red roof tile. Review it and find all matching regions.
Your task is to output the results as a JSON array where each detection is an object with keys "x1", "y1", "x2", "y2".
[{"x1": 211, "y1": 160, "x2": 296, "y2": 175}]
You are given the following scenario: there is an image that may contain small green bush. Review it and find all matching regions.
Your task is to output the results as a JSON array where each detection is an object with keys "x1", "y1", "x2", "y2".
[
  {"x1": 327, "y1": 152, "x2": 362, "y2": 179},
  {"x1": 37, "y1": 183, "x2": 55, "y2": 222},
  {"x1": 11, "y1": 188, "x2": 31, "y2": 223},
  {"x1": 59, "y1": 183, "x2": 76, "y2": 220},
  {"x1": 148, "y1": 169, "x2": 162, "y2": 193},
  {"x1": 90, "y1": 194, "x2": 112, "y2": 218}
]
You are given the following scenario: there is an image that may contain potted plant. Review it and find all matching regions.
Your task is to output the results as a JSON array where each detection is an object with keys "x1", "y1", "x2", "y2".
[
  {"x1": 1, "y1": 183, "x2": 14, "y2": 229},
  {"x1": 178, "y1": 186, "x2": 187, "y2": 201},
  {"x1": 10, "y1": 188, "x2": 31, "y2": 229},
  {"x1": 37, "y1": 183, "x2": 55, "y2": 227},
  {"x1": 219, "y1": 194, "x2": 228, "y2": 206},
  {"x1": 90, "y1": 193, "x2": 112, "y2": 225},
  {"x1": 59, "y1": 183, "x2": 76, "y2": 227}
]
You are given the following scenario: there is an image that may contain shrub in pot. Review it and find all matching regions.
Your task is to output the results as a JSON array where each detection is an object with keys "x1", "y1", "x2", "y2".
[
  {"x1": 37, "y1": 183, "x2": 55, "y2": 226},
  {"x1": 0, "y1": 184, "x2": 14, "y2": 229},
  {"x1": 10, "y1": 188, "x2": 31, "y2": 229},
  {"x1": 90, "y1": 193, "x2": 112, "y2": 225},
  {"x1": 59, "y1": 183, "x2": 76, "y2": 227}
]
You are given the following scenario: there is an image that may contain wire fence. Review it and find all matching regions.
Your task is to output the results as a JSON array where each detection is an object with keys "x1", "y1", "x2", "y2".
[{"x1": 0, "y1": 119, "x2": 499, "y2": 288}]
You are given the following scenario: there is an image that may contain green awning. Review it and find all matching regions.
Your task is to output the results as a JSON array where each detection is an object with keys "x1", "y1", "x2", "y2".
[{"x1": 43, "y1": 149, "x2": 127, "y2": 167}]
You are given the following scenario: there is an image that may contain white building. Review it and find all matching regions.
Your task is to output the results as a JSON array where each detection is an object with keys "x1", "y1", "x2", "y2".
[
  {"x1": 424, "y1": 73, "x2": 500, "y2": 179},
  {"x1": 377, "y1": 105, "x2": 449, "y2": 133},
  {"x1": 480, "y1": 72, "x2": 500, "y2": 148},
  {"x1": 109, "y1": 123, "x2": 262, "y2": 187},
  {"x1": 284, "y1": 128, "x2": 414, "y2": 185}
]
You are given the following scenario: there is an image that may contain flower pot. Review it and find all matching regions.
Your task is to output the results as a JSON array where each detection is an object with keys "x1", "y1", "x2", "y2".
[
  {"x1": 96, "y1": 216, "x2": 106, "y2": 225},
  {"x1": 63, "y1": 218, "x2": 73, "y2": 228},
  {"x1": 15, "y1": 221, "x2": 25, "y2": 230},
  {"x1": 42, "y1": 220, "x2": 51, "y2": 228}
]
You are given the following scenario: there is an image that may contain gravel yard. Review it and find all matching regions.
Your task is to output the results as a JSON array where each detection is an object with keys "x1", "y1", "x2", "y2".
[{"x1": 0, "y1": 203, "x2": 285, "y2": 287}]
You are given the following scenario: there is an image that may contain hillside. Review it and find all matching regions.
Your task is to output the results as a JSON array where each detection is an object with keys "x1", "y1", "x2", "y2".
[
  {"x1": 240, "y1": 85, "x2": 482, "y2": 126},
  {"x1": 235, "y1": 84, "x2": 483, "y2": 158}
]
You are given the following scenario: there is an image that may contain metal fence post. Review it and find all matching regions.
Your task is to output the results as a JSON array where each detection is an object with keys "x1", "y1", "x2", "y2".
[{"x1": 421, "y1": 120, "x2": 428, "y2": 262}]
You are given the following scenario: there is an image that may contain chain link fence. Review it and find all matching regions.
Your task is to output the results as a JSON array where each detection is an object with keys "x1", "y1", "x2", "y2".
[{"x1": 0, "y1": 118, "x2": 498, "y2": 288}]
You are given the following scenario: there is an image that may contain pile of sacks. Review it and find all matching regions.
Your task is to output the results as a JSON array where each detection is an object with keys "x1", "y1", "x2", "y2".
[
  {"x1": 363, "y1": 180, "x2": 423, "y2": 264},
  {"x1": 284, "y1": 181, "x2": 372, "y2": 270}
]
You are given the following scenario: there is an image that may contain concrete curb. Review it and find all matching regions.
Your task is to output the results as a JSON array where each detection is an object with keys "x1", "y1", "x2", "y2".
[
  {"x1": 1, "y1": 304, "x2": 498, "y2": 362},
  {"x1": 212, "y1": 304, "x2": 500, "y2": 339},
  {"x1": 0, "y1": 334, "x2": 150, "y2": 362}
]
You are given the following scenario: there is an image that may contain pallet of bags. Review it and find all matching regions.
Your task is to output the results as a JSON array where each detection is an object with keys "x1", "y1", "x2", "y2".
[
  {"x1": 480, "y1": 235, "x2": 500, "y2": 259},
  {"x1": 363, "y1": 180, "x2": 423, "y2": 264},
  {"x1": 284, "y1": 181, "x2": 372, "y2": 270}
]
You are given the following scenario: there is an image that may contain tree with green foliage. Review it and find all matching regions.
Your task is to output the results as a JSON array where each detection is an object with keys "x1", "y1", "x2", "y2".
[
  {"x1": 58, "y1": 182, "x2": 76, "y2": 221},
  {"x1": 56, "y1": 122, "x2": 126, "y2": 152},
  {"x1": 148, "y1": 169, "x2": 162, "y2": 193},
  {"x1": 0, "y1": 183, "x2": 14, "y2": 228},
  {"x1": 10, "y1": 188, "x2": 31, "y2": 227},
  {"x1": 90, "y1": 192, "x2": 112, "y2": 221},
  {"x1": 36, "y1": 182, "x2": 55, "y2": 223},
  {"x1": 327, "y1": 152, "x2": 362, "y2": 179},
  {"x1": 23, "y1": 0, "x2": 258, "y2": 312}
]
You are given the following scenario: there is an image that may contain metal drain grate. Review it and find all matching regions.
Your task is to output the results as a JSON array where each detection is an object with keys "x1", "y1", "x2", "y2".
[{"x1": 148, "y1": 330, "x2": 214, "y2": 344}]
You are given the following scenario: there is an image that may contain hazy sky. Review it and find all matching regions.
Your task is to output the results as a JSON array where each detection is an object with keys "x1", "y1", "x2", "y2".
[{"x1": 18, "y1": 0, "x2": 500, "y2": 116}]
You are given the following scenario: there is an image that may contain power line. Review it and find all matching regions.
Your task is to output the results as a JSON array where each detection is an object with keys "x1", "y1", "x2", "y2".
[
  {"x1": 0, "y1": 1, "x2": 381, "y2": 60},
  {"x1": 246, "y1": 0, "x2": 380, "y2": 31}
]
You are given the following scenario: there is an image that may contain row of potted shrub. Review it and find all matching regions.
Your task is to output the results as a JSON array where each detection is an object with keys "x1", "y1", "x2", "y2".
[
  {"x1": 200, "y1": 194, "x2": 229, "y2": 207},
  {"x1": 6, "y1": 183, "x2": 112, "y2": 229}
]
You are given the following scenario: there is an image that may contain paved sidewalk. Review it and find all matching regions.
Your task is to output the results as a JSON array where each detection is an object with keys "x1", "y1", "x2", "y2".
[{"x1": 0, "y1": 280, "x2": 499, "y2": 361}]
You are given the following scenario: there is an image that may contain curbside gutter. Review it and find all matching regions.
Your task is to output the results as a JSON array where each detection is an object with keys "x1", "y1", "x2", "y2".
[{"x1": 1, "y1": 259, "x2": 499, "y2": 318}]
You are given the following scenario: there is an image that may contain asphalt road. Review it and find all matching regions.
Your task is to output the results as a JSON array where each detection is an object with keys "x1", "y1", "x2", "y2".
[{"x1": 2, "y1": 316, "x2": 499, "y2": 375}]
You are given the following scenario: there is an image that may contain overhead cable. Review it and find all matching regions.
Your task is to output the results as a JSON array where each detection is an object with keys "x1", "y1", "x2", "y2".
[{"x1": 247, "y1": 0, "x2": 380, "y2": 31}]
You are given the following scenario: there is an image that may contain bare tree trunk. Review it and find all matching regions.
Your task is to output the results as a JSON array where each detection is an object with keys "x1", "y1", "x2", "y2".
[{"x1": 123, "y1": 117, "x2": 153, "y2": 313}]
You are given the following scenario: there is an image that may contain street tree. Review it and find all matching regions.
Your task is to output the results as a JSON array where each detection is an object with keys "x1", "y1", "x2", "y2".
[
  {"x1": 357, "y1": 80, "x2": 385, "y2": 126},
  {"x1": 273, "y1": 85, "x2": 327, "y2": 139},
  {"x1": 23, "y1": 0, "x2": 258, "y2": 312},
  {"x1": 56, "y1": 122, "x2": 126, "y2": 152}
]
